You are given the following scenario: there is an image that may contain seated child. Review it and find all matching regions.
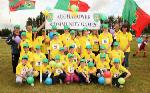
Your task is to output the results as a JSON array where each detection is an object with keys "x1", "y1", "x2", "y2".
[
  {"x1": 77, "y1": 59, "x2": 90, "y2": 84},
  {"x1": 110, "y1": 58, "x2": 131, "y2": 88},
  {"x1": 16, "y1": 55, "x2": 33, "y2": 86}
]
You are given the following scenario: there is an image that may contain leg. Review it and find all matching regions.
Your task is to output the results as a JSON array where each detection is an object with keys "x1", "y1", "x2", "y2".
[
  {"x1": 78, "y1": 73, "x2": 86, "y2": 83},
  {"x1": 16, "y1": 76, "x2": 23, "y2": 84},
  {"x1": 123, "y1": 52, "x2": 130, "y2": 68},
  {"x1": 12, "y1": 54, "x2": 20, "y2": 73},
  {"x1": 42, "y1": 73, "x2": 48, "y2": 81},
  {"x1": 73, "y1": 73, "x2": 79, "y2": 82}
]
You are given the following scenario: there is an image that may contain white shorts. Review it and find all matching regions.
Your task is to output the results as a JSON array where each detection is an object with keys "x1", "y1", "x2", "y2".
[{"x1": 138, "y1": 44, "x2": 141, "y2": 48}]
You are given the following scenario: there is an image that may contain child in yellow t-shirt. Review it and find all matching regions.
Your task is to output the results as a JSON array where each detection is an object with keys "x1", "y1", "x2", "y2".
[
  {"x1": 16, "y1": 55, "x2": 33, "y2": 86},
  {"x1": 52, "y1": 55, "x2": 66, "y2": 84},
  {"x1": 41, "y1": 58, "x2": 52, "y2": 81},
  {"x1": 88, "y1": 62, "x2": 97, "y2": 83},
  {"x1": 110, "y1": 58, "x2": 131, "y2": 88},
  {"x1": 109, "y1": 41, "x2": 125, "y2": 66},
  {"x1": 32, "y1": 45, "x2": 46, "y2": 72},
  {"x1": 19, "y1": 32, "x2": 32, "y2": 52},
  {"x1": 64, "y1": 53, "x2": 79, "y2": 84},
  {"x1": 77, "y1": 59, "x2": 90, "y2": 84},
  {"x1": 95, "y1": 53, "x2": 110, "y2": 77},
  {"x1": 99, "y1": 24, "x2": 113, "y2": 53},
  {"x1": 19, "y1": 43, "x2": 33, "y2": 63},
  {"x1": 67, "y1": 45, "x2": 81, "y2": 64},
  {"x1": 48, "y1": 32, "x2": 63, "y2": 60},
  {"x1": 81, "y1": 45, "x2": 95, "y2": 64}
]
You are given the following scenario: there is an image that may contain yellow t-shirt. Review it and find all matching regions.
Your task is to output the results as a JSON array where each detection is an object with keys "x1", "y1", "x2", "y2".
[
  {"x1": 32, "y1": 53, "x2": 46, "y2": 71},
  {"x1": 16, "y1": 62, "x2": 32, "y2": 75},
  {"x1": 42, "y1": 65, "x2": 52, "y2": 73},
  {"x1": 109, "y1": 49, "x2": 125, "y2": 65},
  {"x1": 81, "y1": 51, "x2": 95, "y2": 62},
  {"x1": 110, "y1": 65, "x2": 129, "y2": 78},
  {"x1": 95, "y1": 53, "x2": 110, "y2": 65},
  {"x1": 117, "y1": 32, "x2": 132, "y2": 52},
  {"x1": 26, "y1": 31, "x2": 32, "y2": 41},
  {"x1": 19, "y1": 51, "x2": 33, "y2": 63},
  {"x1": 61, "y1": 33, "x2": 71, "y2": 46},
  {"x1": 80, "y1": 35, "x2": 94, "y2": 54},
  {"x1": 20, "y1": 39, "x2": 32, "y2": 52},
  {"x1": 48, "y1": 39, "x2": 63, "y2": 59},
  {"x1": 77, "y1": 66, "x2": 89, "y2": 75},
  {"x1": 66, "y1": 38, "x2": 81, "y2": 52},
  {"x1": 114, "y1": 30, "x2": 121, "y2": 39},
  {"x1": 38, "y1": 36, "x2": 50, "y2": 54},
  {"x1": 90, "y1": 34, "x2": 99, "y2": 52},
  {"x1": 96, "y1": 60, "x2": 110, "y2": 70},
  {"x1": 99, "y1": 32, "x2": 113, "y2": 53},
  {"x1": 88, "y1": 67, "x2": 97, "y2": 75},
  {"x1": 66, "y1": 52, "x2": 81, "y2": 63},
  {"x1": 64, "y1": 61, "x2": 78, "y2": 74},
  {"x1": 52, "y1": 63, "x2": 64, "y2": 76}
]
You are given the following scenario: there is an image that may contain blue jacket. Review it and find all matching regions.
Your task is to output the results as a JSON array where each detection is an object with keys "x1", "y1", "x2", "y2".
[{"x1": 6, "y1": 33, "x2": 20, "y2": 54}]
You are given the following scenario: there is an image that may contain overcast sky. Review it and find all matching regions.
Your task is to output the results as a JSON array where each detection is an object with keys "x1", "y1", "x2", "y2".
[{"x1": 0, "y1": 0, "x2": 150, "y2": 30}]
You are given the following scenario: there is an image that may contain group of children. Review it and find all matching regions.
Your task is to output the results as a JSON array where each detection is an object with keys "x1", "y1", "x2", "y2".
[{"x1": 7, "y1": 23, "x2": 133, "y2": 88}]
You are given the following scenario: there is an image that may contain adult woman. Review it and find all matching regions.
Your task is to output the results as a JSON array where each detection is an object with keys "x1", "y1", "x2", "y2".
[
  {"x1": 6, "y1": 25, "x2": 21, "y2": 73},
  {"x1": 117, "y1": 24, "x2": 132, "y2": 68}
]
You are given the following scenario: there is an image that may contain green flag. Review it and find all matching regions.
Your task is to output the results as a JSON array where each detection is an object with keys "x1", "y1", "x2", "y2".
[
  {"x1": 54, "y1": 0, "x2": 70, "y2": 11},
  {"x1": 122, "y1": 0, "x2": 138, "y2": 25}
]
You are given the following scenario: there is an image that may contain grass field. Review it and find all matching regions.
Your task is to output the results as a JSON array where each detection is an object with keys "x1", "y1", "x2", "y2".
[{"x1": 0, "y1": 39, "x2": 150, "y2": 93}]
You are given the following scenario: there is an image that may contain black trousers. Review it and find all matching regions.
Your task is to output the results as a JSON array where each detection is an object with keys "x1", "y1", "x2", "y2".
[
  {"x1": 52, "y1": 72, "x2": 66, "y2": 84},
  {"x1": 112, "y1": 72, "x2": 127, "y2": 87},
  {"x1": 12, "y1": 54, "x2": 20, "y2": 73},
  {"x1": 89, "y1": 74, "x2": 97, "y2": 83},
  {"x1": 78, "y1": 73, "x2": 86, "y2": 83}
]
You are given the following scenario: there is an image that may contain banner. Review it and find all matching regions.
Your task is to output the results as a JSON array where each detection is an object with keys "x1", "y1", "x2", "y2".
[
  {"x1": 45, "y1": 11, "x2": 101, "y2": 29},
  {"x1": 9, "y1": 0, "x2": 35, "y2": 11}
]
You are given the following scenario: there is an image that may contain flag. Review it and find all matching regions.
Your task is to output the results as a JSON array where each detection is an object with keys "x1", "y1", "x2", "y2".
[
  {"x1": 122, "y1": 0, "x2": 150, "y2": 37},
  {"x1": 9, "y1": 0, "x2": 35, "y2": 11},
  {"x1": 132, "y1": 8, "x2": 150, "y2": 37},
  {"x1": 54, "y1": 0, "x2": 90, "y2": 12}
]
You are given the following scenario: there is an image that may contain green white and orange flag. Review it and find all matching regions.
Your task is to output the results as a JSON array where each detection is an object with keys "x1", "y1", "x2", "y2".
[
  {"x1": 122, "y1": 0, "x2": 150, "y2": 37},
  {"x1": 9, "y1": 0, "x2": 35, "y2": 11}
]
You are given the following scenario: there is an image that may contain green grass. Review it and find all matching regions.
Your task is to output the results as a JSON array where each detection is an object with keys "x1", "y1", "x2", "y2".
[{"x1": 0, "y1": 39, "x2": 150, "y2": 93}]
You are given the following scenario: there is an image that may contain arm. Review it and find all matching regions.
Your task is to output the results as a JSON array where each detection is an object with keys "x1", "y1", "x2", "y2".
[
  {"x1": 124, "y1": 71, "x2": 131, "y2": 80},
  {"x1": 37, "y1": 21, "x2": 45, "y2": 32},
  {"x1": 6, "y1": 34, "x2": 13, "y2": 45}
]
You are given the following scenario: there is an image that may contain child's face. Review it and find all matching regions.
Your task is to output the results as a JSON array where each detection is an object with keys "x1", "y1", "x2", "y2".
[
  {"x1": 24, "y1": 47, "x2": 29, "y2": 52},
  {"x1": 69, "y1": 48, "x2": 74, "y2": 53},
  {"x1": 33, "y1": 32, "x2": 37, "y2": 35},
  {"x1": 14, "y1": 30, "x2": 20, "y2": 36},
  {"x1": 87, "y1": 49, "x2": 91, "y2": 53},
  {"x1": 69, "y1": 57, "x2": 74, "y2": 62},
  {"x1": 55, "y1": 60, "x2": 60, "y2": 63},
  {"x1": 114, "y1": 63, "x2": 120, "y2": 69},
  {"x1": 101, "y1": 58, "x2": 106, "y2": 61},
  {"x1": 43, "y1": 63, "x2": 48, "y2": 66},
  {"x1": 22, "y1": 59, "x2": 27, "y2": 65},
  {"x1": 60, "y1": 50, "x2": 64, "y2": 54},
  {"x1": 80, "y1": 62, "x2": 85, "y2": 67},
  {"x1": 26, "y1": 25, "x2": 32, "y2": 32},
  {"x1": 36, "y1": 49, "x2": 41, "y2": 53},
  {"x1": 103, "y1": 28, "x2": 108, "y2": 32},
  {"x1": 92, "y1": 30, "x2": 97, "y2": 35},
  {"x1": 64, "y1": 30, "x2": 69, "y2": 33},
  {"x1": 21, "y1": 36, "x2": 26, "y2": 40}
]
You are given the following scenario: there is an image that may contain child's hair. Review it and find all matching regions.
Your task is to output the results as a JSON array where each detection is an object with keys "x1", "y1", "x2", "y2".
[
  {"x1": 145, "y1": 36, "x2": 149, "y2": 39},
  {"x1": 121, "y1": 24, "x2": 130, "y2": 32}
]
